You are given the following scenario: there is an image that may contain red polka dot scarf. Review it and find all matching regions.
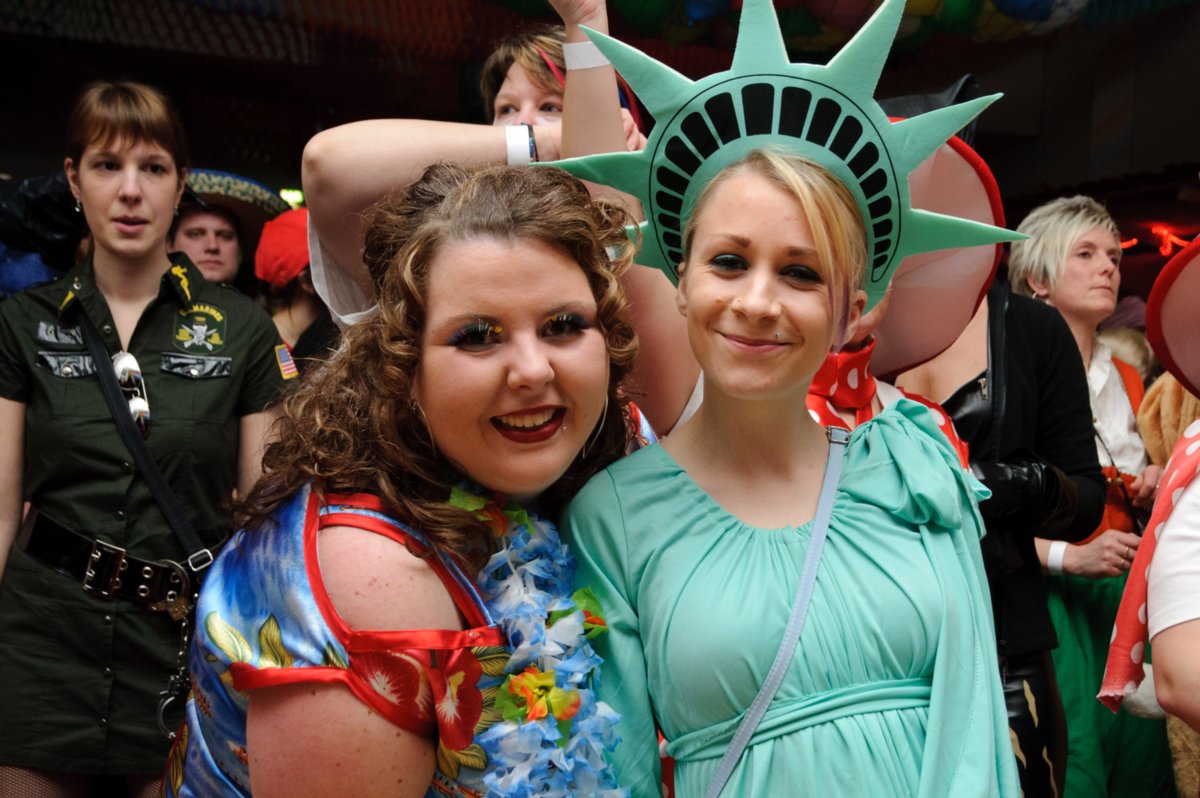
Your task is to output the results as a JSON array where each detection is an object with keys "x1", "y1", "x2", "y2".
[
  {"x1": 807, "y1": 340, "x2": 878, "y2": 429},
  {"x1": 1100, "y1": 419, "x2": 1200, "y2": 710}
]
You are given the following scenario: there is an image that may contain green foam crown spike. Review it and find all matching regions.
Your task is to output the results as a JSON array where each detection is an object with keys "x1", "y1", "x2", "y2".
[{"x1": 551, "y1": 0, "x2": 1024, "y2": 311}]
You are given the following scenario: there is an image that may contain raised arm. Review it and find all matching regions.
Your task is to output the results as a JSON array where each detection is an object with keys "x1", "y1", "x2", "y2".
[
  {"x1": 554, "y1": 0, "x2": 633, "y2": 161},
  {"x1": 554, "y1": 0, "x2": 699, "y2": 434},
  {"x1": 302, "y1": 120, "x2": 561, "y2": 298}
]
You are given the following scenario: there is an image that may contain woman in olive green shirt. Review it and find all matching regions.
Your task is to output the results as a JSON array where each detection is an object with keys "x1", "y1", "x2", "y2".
[{"x1": 0, "y1": 82, "x2": 287, "y2": 797}]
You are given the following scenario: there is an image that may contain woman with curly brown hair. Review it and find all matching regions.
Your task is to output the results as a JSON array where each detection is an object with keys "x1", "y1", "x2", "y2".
[
  {"x1": 300, "y1": 0, "x2": 702, "y2": 435},
  {"x1": 163, "y1": 163, "x2": 642, "y2": 798}
]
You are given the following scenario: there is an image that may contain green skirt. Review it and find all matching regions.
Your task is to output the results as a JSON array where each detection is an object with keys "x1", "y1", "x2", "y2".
[
  {"x1": 1047, "y1": 570, "x2": 1175, "y2": 798},
  {"x1": 0, "y1": 546, "x2": 183, "y2": 774}
]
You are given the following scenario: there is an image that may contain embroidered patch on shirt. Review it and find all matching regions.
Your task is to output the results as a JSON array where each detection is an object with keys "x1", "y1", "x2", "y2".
[
  {"x1": 174, "y1": 303, "x2": 227, "y2": 353},
  {"x1": 275, "y1": 345, "x2": 298, "y2": 380},
  {"x1": 36, "y1": 321, "x2": 82, "y2": 345},
  {"x1": 169, "y1": 263, "x2": 192, "y2": 303}
]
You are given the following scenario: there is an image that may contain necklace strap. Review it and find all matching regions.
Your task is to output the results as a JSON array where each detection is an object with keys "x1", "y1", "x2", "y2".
[{"x1": 704, "y1": 426, "x2": 851, "y2": 798}]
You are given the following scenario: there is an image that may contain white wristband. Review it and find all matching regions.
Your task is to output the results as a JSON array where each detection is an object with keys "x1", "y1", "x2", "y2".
[
  {"x1": 563, "y1": 40, "x2": 610, "y2": 70},
  {"x1": 505, "y1": 124, "x2": 534, "y2": 166},
  {"x1": 1047, "y1": 540, "x2": 1068, "y2": 575}
]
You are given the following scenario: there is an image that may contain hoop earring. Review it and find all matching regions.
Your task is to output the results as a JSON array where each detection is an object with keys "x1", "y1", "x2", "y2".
[
  {"x1": 581, "y1": 393, "x2": 610, "y2": 460},
  {"x1": 411, "y1": 400, "x2": 437, "y2": 454}
]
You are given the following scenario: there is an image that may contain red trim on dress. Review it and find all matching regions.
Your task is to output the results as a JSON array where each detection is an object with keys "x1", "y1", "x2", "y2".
[
  {"x1": 233, "y1": 662, "x2": 349, "y2": 691},
  {"x1": 316, "y1": 510, "x2": 496, "y2": 633},
  {"x1": 306, "y1": 498, "x2": 497, "y2": 646},
  {"x1": 232, "y1": 662, "x2": 436, "y2": 736},
  {"x1": 288, "y1": 490, "x2": 502, "y2": 733},
  {"x1": 324, "y1": 492, "x2": 386, "y2": 512}
]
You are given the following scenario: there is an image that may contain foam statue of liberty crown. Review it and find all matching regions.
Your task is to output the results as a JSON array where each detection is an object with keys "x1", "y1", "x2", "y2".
[{"x1": 552, "y1": 0, "x2": 1024, "y2": 312}]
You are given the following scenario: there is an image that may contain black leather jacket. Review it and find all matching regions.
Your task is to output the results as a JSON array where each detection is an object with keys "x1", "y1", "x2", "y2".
[{"x1": 943, "y1": 281, "x2": 1105, "y2": 656}]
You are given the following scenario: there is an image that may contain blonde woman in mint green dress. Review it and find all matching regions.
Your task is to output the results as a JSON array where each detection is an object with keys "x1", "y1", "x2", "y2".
[{"x1": 562, "y1": 151, "x2": 1017, "y2": 797}]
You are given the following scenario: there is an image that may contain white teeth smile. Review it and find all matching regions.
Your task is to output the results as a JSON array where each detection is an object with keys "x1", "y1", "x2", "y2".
[{"x1": 496, "y1": 409, "x2": 556, "y2": 429}]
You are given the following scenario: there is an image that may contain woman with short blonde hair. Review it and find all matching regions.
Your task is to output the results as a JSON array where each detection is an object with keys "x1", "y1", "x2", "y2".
[{"x1": 1013, "y1": 194, "x2": 1175, "y2": 797}]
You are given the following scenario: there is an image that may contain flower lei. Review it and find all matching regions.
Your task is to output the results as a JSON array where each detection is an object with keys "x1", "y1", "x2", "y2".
[{"x1": 449, "y1": 485, "x2": 626, "y2": 798}]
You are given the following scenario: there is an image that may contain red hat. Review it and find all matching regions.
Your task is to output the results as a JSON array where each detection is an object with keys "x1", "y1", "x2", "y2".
[
  {"x1": 870, "y1": 133, "x2": 1005, "y2": 379},
  {"x1": 1147, "y1": 236, "x2": 1200, "y2": 397},
  {"x1": 255, "y1": 206, "x2": 309, "y2": 288},
  {"x1": 255, "y1": 208, "x2": 310, "y2": 287}
]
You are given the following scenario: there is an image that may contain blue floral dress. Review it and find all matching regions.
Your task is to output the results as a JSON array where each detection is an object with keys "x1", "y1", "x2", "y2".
[{"x1": 163, "y1": 484, "x2": 624, "y2": 797}]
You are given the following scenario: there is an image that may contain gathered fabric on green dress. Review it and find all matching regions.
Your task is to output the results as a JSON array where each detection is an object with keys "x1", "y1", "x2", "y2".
[{"x1": 563, "y1": 400, "x2": 1018, "y2": 798}]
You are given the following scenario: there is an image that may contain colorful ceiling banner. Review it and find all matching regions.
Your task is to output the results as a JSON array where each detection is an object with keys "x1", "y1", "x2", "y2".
[{"x1": 1, "y1": 0, "x2": 1192, "y2": 64}]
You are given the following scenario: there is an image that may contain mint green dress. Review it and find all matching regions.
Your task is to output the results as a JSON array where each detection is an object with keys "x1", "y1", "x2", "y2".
[{"x1": 562, "y1": 400, "x2": 1018, "y2": 797}]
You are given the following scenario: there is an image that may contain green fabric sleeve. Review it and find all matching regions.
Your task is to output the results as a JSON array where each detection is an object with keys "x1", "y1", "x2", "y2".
[
  {"x1": 563, "y1": 469, "x2": 664, "y2": 798},
  {"x1": 0, "y1": 296, "x2": 32, "y2": 402},
  {"x1": 234, "y1": 301, "x2": 289, "y2": 416}
]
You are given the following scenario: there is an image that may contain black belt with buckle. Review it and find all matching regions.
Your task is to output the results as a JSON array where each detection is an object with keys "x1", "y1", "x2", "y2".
[{"x1": 24, "y1": 513, "x2": 194, "y2": 618}]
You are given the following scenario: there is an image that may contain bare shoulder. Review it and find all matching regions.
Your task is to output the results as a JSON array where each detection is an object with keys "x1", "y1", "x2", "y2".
[{"x1": 317, "y1": 523, "x2": 463, "y2": 633}]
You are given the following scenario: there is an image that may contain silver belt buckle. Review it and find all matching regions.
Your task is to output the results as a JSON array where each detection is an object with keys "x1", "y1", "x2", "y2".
[{"x1": 81, "y1": 538, "x2": 127, "y2": 599}]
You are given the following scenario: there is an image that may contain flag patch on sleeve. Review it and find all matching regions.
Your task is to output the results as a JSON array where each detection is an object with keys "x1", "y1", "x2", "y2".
[{"x1": 275, "y1": 344, "x2": 299, "y2": 380}]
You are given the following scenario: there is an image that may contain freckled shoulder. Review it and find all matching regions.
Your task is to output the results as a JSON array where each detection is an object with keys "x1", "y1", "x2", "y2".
[{"x1": 316, "y1": 525, "x2": 464, "y2": 634}]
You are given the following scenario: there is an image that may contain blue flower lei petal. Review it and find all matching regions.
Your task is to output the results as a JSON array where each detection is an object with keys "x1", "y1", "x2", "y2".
[{"x1": 459, "y1": 485, "x2": 626, "y2": 797}]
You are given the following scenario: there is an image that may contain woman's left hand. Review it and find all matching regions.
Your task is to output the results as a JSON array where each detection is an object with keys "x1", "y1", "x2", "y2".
[
  {"x1": 550, "y1": 0, "x2": 607, "y2": 30},
  {"x1": 1063, "y1": 528, "x2": 1141, "y2": 579},
  {"x1": 1130, "y1": 464, "x2": 1163, "y2": 509}
]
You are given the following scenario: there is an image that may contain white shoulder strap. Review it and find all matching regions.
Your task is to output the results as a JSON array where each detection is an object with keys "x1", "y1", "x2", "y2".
[{"x1": 704, "y1": 426, "x2": 851, "y2": 798}]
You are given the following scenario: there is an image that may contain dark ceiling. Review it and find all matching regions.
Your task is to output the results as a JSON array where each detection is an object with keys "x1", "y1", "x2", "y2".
[{"x1": 2, "y1": 0, "x2": 1197, "y2": 298}]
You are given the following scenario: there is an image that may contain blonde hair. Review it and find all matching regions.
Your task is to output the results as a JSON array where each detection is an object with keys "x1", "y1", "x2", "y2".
[
  {"x1": 682, "y1": 149, "x2": 866, "y2": 345},
  {"x1": 479, "y1": 25, "x2": 565, "y2": 123},
  {"x1": 1008, "y1": 195, "x2": 1119, "y2": 298}
]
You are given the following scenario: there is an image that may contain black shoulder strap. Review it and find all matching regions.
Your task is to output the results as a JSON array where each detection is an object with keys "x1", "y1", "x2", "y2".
[
  {"x1": 78, "y1": 313, "x2": 214, "y2": 572},
  {"x1": 986, "y1": 281, "x2": 1010, "y2": 462}
]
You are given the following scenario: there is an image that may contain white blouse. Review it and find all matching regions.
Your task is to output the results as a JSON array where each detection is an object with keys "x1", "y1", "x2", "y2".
[{"x1": 1088, "y1": 342, "x2": 1148, "y2": 476}]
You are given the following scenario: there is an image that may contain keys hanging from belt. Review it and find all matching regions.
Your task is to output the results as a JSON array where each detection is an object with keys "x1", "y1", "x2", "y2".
[{"x1": 150, "y1": 593, "x2": 195, "y2": 622}]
